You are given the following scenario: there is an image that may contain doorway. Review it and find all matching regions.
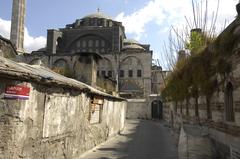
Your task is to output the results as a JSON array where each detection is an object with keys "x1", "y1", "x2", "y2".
[{"x1": 151, "y1": 100, "x2": 163, "y2": 119}]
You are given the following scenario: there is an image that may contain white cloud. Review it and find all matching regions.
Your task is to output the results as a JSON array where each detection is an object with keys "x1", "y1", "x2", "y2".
[
  {"x1": 0, "y1": 17, "x2": 46, "y2": 53},
  {"x1": 24, "y1": 28, "x2": 46, "y2": 52},
  {"x1": 0, "y1": 18, "x2": 11, "y2": 38},
  {"x1": 115, "y1": 0, "x2": 238, "y2": 40},
  {"x1": 116, "y1": 0, "x2": 166, "y2": 40}
]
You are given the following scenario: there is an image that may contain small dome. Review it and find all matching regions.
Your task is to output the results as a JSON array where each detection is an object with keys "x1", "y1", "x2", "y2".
[
  {"x1": 123, "y1": 39, "x2": 145, "y2": 51},
  {"x1": 123, "y1": 39, "x2": 140, "y2": 45},
  {"x1": 122, "y1": 44, "x2": 145, "y2": 51},
  {"x1": 82, "y1": 12, "x2": 112, "y2": 20}
]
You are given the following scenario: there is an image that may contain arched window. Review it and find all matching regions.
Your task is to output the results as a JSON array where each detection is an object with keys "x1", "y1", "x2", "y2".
[
  {"x1": 82, "y1": 41, "x2": 86, "y2": 48},
  {"x1": 77, "y1": 41, "x2": 81, "y2": 48},
  {"x1": 224, "y1": 82, "x2": 235, "y2": 122},
  {"x1": 95, "y1": 40, "x2": 99, "y2": 47},
  {"x1": 88, "y1": 40, "x2": 93, "y2": 47},
  {"x1": 101, "y1": 40, "x2": 105, "y2": 47},
  {"x1": 56, "y1": 37, "x2": 63, "y2": 51}
]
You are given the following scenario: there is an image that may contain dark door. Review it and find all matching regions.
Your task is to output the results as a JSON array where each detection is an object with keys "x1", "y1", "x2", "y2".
[{"x1": 151, "y1": 100, "x2": 163, "y2": 119}]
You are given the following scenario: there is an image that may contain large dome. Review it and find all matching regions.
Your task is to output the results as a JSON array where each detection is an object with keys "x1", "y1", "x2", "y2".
[{"x1": 82, "y1": 12, "x2": 112, "y2": 20}]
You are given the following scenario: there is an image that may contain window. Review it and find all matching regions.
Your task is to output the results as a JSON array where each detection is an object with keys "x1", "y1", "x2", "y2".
[
  {"x1": 95, "y1": 40, "x2": 99, "y2": 47},
  {"x1": 82, "y1": 41, "x2": 86, "y2": 48},
  {"x1": 101, "y1": 70, "x2": 106, "y2": 77},
  {"x1": 108, "y1": 71, "x2": 112, "y2": 77},
  {"x1": 88, "y1": 40, "x2": 93, "y2": 47},
  {"x1": 128, "y1": 70, "x2": 133, "y2": 77},
  {"x1": 77, "y1": 41, "x2": 81, "y2": 48},
  {"x1": 97, "y1": 70, "x2": 99, "y2": 77},
  {"x1": 89, "y1": 96, "x2": 104, "y2": 124},
  {"x1": 137, "y1": 70, "x2": 142, "y2": 77},
  {"x1": 120, "y1": 70, "x2": 124, "y2": 78},
  {"x1": 101, "y1": 40, "x2": 105, "y2": 47},
  {"x1": 109, "y1": 21, "x2": 113, "y2": 27},
  {"x1": 225, "y1": 82, "x2": 235, "y2": 122}
]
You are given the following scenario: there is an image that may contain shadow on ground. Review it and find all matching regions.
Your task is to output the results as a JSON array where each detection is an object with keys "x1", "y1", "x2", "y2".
[{"x1": 80, "y1": 120, "x2": 178, "y2": 159}]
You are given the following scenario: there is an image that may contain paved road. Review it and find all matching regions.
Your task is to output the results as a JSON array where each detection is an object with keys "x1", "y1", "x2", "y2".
[{"x1": 79, "y1": 120, "x2": 178, "y2": 159}]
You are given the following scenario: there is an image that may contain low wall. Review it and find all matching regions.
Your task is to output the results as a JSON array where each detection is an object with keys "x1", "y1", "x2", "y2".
[
  {"x1": 163, "y1": 94, "x2": 240, "y2": 159},
  {"x1": 126, "y1": 99, "x2": 151, "y2": 119},
  {"x1": 0, "y1": 79, "x2": 126, "y2": 159}
]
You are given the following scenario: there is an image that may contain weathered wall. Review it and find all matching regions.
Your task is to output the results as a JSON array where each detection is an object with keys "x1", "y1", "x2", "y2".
[
  {"x1": 0, "y1": 79, "x2": 126, "y2": 159},
  {"x1": 126, "y1": 99, "x2": 151, "y2": 119},
  {"x1": 163, "y1": 89, "x2": 240, "y2": 158}
]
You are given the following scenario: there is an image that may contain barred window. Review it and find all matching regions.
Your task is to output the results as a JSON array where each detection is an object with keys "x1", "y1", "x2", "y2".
[
  {"x1": 128, "y1": 70, "x2": 133, "y2": 77},
  {"x1": 137, "y1": 70, "x2": 142, "y2": 77}
]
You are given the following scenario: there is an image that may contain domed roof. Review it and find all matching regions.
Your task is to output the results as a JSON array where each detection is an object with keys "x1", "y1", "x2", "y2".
[
  {"x1": 123, "y1": 39, "x2": 145, "y2": 51},
  {"x1": 82, "y1": 12, "x2": 112, "y2": 20},
  {"x1": 122, "y1": 44, "x2": 145, "y2": 51},
  {"x1": 123, "y1": 39, "x2": 140, "y2": 44}
]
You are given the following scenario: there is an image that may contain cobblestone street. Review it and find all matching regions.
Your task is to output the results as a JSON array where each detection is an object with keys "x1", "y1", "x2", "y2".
[{"x1": 79, "y1": 120, "x2": 178, "y2": 159}]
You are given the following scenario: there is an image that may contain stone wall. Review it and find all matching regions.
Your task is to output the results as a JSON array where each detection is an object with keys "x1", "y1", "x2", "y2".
[
  {"x1": 163, "y1": 91, "x2": 240, "y2": 158},
  {"x1": 0, "y1": 78, "x2": 126, "y2": 159},
  {"x1": 126, "y1": 99, "x2": 151, "y2": 119}
]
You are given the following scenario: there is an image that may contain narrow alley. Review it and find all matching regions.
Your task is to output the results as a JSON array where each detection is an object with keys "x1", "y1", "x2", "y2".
[{"x1": 79, "y1": 120, "x2": 178, "y2": 159}]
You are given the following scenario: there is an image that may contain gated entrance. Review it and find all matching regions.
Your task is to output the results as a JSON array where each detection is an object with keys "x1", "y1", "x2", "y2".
[{"x1": 151, "y1": 100, "x2": 163, "y2": 119}]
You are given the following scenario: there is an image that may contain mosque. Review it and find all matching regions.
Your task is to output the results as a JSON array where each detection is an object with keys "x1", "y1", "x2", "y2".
[{"x1": 10, "y1": 0, "x2": 167, "y2": 119}]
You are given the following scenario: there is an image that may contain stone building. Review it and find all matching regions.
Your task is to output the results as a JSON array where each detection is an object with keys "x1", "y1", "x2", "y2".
[
  {"x1": 19, "y1": 51, "x2": 102, "y2": 88},
  {"x1": 17, "y1": 11, "x2": 167, "y2": 120},
  {"x1": 23, "y1": 11, "x2": 153, "y2": 99}
]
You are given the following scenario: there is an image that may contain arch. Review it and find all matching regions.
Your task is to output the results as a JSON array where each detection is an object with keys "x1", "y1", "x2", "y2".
[
  {"x1": 53, "y1": 59, "x2": 69, "y2": 68},
  {"x1": 120, "y1": 56, "x2": 143, "y2": 78},
  {"x1": 151, "y1": 100, "x2": 163, "y2": 120},
  {"x1": 52, "y1": 59, "x2": 72, "y2": 77},
  {"x1": 56, "y1": 37, "x2": 63, "y2": 51},
  {"x1": 65, "y1": 33, "x2": 111, "y2": 52},
  {"x1": 224, "y1": 82, "x2": 235, "y2": 121},
  {"x1": 120, "y1": 56, "x2": 143, "y2": 68}
]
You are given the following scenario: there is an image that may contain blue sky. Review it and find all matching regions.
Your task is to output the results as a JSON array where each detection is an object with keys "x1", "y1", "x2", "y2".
[{"x1": 0, "y1": 0, "x2": 238, "y2": 69}]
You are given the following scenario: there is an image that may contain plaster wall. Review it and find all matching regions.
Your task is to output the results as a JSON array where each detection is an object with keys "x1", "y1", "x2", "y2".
[{"x1": 0, "y1": 79, "x2": 126, "y2": 159}]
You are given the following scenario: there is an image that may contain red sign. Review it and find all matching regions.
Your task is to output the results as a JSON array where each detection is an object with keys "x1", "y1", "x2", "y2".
[{"x1": 4, "y1": 85, "x2": 30, "y2": 100}]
